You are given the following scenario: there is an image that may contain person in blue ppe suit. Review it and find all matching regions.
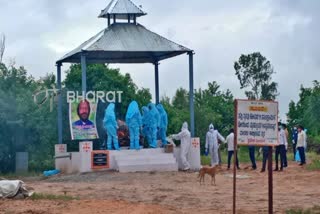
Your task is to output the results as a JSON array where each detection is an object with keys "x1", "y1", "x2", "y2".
[
  {"x1": 103, "y1": 103, "x2": 120, "y2": 150},
  {"x1": 157, "y1": 104, "x2": 168, "y2": 147},
  {"x1": 126, "y1": 101, "x2": 142, "y2": 150},
  {"x1": 141, "y1": 106, "x2": 152, "y2": 146},
  {"x1": 147, "y1": 103, "x2": 160, "y2": 148}
]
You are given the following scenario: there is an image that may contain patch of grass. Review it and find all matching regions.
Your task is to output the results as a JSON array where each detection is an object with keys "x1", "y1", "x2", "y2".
[
  {"x1": 307, "y1": 159, "x2": 320, "y2": 170},
  {"x1": 0, "y1": 171, "x2": 41, "y2": 179},
  {"x1": 286, "y1": 205, "x2": 320, "y2": 214},
  {"x1": 201, "y1": 146, "x2": 262, "y2": 165},
  {"x1": 201, "y1": 148, "x2": 319, "y2": 168},
  {"x1": 201, "y1": 155, "x2": 211, "y2": 165},
  {"x1": 306, "y1": 152, "x2": 320, "y2": 171},
  {"x1": 287, "y1": 152, "x2": 294, "y2": 161},
  {"x1": 30, "y1": 193, "x2": 79, "y2": 201}
]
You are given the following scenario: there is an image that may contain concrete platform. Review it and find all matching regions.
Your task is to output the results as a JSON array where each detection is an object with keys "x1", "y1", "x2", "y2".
[
  {"x1": 55, "y1": 138, "x2": 200, "y2": 173},
  {"x1": 113, "y1": 148, "x2": 178, "y2": 172}
]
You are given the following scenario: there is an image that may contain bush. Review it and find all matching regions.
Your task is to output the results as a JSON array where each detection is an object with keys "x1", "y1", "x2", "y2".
[
  {"x1": 28, "y1": 158, "x2": 54, "y2": 172},
  {"x1": 286, "y1": 205, "x2": 320, "y2": 214},
  {"x1": 307, "y1": 136, "x2": 320, "y2": 154}
]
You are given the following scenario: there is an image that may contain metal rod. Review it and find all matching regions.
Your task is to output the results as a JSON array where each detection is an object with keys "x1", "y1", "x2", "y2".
[
  {"x1": 56, "y1": 63, "x2": 63, "y2": 145},
  {"x1": 154, "y1": 62, "x2": 159, "y2": 104},
  {"x1": 54, "y1": 153, "x2": 72, "y2": 160},
  {"x1": 113, "y1": 14, "x2": 116, "y2": 23},
  {"x1": 268, "y1": 146, "x2": 273, "y2": 214},
  {"x1": 81, "y1": 54, "x2": 87, "y2": 95},
  {"x1": 108, "y1": 14, "x2": 110, "y2": 26},
  {"x1": 188, "y1": 52, "x2": 195, "y2": 137},
  {"x1": 133, "y1": 15, "x2": 136, "y2": 24},
  {"x1": 233, "y1": 100, "x2": 238, "y2": 214},
  {"x1": 128, "y1": 14, "x2": 130, "y2": 23}
]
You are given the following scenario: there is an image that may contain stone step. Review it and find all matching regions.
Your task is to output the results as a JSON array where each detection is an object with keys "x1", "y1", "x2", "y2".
[
  {"x1": 113, "y1": 148, "x2": 178, "y2": 172},
  {"x1": 118, "y1": 162, "x2": 178, "y2": 173},
  {"x1": 113, "y1": 148, "x2": 165, "y2": 156},
  {"x1": 114, "y1": 153, "x2": 175, "y2": 161},
  {"x1": 116, "y1": 158, "x2": 177, "y2": 164},
  {"x1": 116, "y1": 158, "x2": 177, "y2": 165}
]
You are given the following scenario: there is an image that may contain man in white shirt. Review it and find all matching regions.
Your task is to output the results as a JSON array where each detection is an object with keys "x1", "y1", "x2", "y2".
[
  {"x1": 224, "y1": 128, "x2": 240, "y2": 170},
  {"x1": 297, "y1": 125, "x2": 306, "y2": 165},
  {"x1": 274, "y1": 123, "x2": 288, "y2": 171}
]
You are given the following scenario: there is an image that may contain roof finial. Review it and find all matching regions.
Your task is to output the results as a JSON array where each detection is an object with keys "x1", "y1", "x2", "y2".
[{"x1": 99, "y1": 0, "x2": 147, "y2": 25}]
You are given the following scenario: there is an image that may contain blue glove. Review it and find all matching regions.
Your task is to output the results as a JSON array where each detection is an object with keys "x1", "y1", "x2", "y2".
[{"x1": 205, "y1": 149, "x2": 209, "y2": 156}]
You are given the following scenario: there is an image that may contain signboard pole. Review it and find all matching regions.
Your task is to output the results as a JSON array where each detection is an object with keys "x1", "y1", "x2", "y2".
[
  {"x1": 268, "y1": 146, "x2": 273, "y2": 214},
  {"x1": 234, "y1": 99, "x2": 278, "y2": 213},
  {"x1": 233, "y1": 100, "x2": 238, "y2": 214}
]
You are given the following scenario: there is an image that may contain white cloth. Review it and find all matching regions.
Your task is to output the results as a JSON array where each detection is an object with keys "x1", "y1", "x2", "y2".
[
  {"x1": 173, "y1": 122, "x2": 191, "y2": 170},
  {"x1": 205, "y1": 126, "x2": 225, "y2": 166},
  {"x1": 0, "y1": 180, "x2": 32, "y2": 199},
  {"x1": 297, "y1": 131, "x2": 306, "y2": 148},
  {"x1": 225, "y1": 133, "x2": 234, "y2": 151},
  {"x1": 278, "y1": 129, "x2": 288, "y2": 146},
  {"x1": 304, "y1": 130, "x2": 308, "y2": 149}
]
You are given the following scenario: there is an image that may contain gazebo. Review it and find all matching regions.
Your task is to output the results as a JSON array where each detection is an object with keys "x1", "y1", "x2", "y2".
[{"x1": 56, "y1": 0, "x2": 195, "y2": 144}]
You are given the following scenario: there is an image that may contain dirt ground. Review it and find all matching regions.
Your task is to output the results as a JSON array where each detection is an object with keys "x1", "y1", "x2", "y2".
[{"x1": 1, "y1": 161, "x2": 320, "y2": 214}]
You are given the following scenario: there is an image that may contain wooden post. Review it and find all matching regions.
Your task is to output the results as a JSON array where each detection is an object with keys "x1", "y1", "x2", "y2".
[{"x1": 233, "y1": 100, "x2": 238, "y2": 214}]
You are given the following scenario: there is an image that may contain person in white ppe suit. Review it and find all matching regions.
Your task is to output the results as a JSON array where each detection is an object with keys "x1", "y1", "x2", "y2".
[
  {"x1": 172, "y1": 122, "x2": 191, "y2": 171},
  {"x1": 205, "y1": 124, "x2": 225, "y2": 166}
]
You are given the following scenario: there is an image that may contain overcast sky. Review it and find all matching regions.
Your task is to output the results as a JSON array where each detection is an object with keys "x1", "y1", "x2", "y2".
[{"x1": 1, "y1": 0, "x2": 319, "y2": 121}]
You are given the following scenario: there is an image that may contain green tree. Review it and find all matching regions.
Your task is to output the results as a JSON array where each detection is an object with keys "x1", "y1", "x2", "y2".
[
  {"x1": 172, "y1": 88, "x2": 189, "y2": 110},
  {"x1": 0, "y1": 62, "x2": 57, "y2": 173},
  {"x1": 287, "y1": 81, "x2": 320, "y2": 137},
  {"x1": 234, "y1": 52, "x2": 278, "y2": 100},
  {"x1": 64, "y1": 64, "x2": 152, "y2": 119},
  {"x1": 303, "y1": 81, "x2": 320, "y2": 135},
  {"x1": 163, "y1": 81, "x2": 234, "y2": 152},
  {"x1": 0, "y1": 62, "x2": 153, "y2": 173}
]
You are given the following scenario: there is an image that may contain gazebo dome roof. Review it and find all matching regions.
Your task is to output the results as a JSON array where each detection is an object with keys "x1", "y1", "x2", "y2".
[
  {"x1": 98, "y1": 0, "x2": 147, "y2": 20},
  {"x1": 57, "y1": 23, "x2": 191, "y2": 64}
]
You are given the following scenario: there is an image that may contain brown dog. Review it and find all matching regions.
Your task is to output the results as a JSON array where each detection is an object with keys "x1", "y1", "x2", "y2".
[{"x1": 198, "y1": 165, "x2": 221, "y2": 185}]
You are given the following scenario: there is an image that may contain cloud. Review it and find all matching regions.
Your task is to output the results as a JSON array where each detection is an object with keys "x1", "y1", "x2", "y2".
[{"x1": 0, "y1": 0, "x2": 319, "y2": 121}]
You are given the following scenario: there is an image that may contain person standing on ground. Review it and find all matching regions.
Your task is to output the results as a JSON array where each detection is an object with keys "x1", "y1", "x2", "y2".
[
  {"x1": 274, "y1": 124, "x2": 287, "y2": 171},
  {"x1": 205, "y1": 124, "x2": 225, "y2": 166},
  {"x1": 248, "y1": 146, "x2": 257, "y2": 170},
  {"x1": 282, "y1": 123, "x2": 289, "y2": 167},
  {"x1": 225, "y1": 128, "x2": 240, "y2": 170},
  {"x1": 292, "y1": 126, "x2": 298, "y2": 160},
  {"x1": 297, "y1": 125, "x2": 306, "y2": 166},
  {"x1": 260, "y1": 146, "x2": 271, "y2": 172},
  {"x1": 172, "y1": 122, "x2": 191, "y2": 171}
]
